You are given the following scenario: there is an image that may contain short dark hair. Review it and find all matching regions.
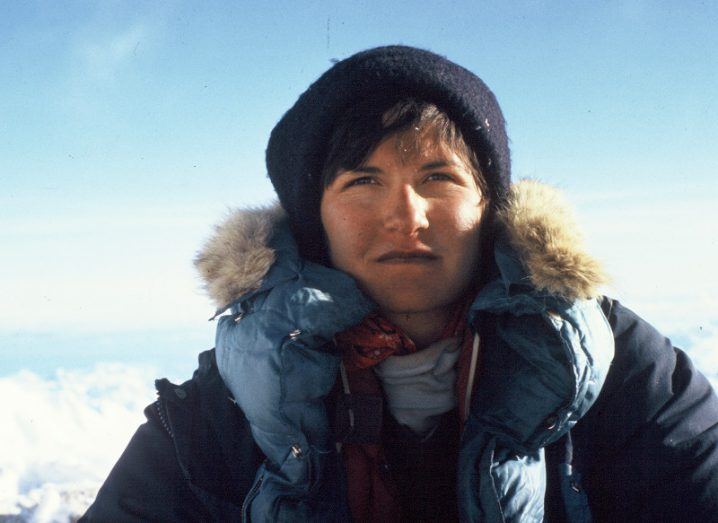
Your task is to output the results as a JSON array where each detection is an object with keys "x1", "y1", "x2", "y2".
[{"x1": 321, "y1": 98, "x2": 489, "y2": 198}]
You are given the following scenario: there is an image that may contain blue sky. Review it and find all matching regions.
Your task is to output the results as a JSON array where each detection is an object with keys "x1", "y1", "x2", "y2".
[{"x1": 2, "y1": 1, "x2": 717, "y2": 376}]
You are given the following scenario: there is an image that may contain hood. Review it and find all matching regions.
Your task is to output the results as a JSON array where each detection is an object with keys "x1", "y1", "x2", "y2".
[{"x1": 194, "y1": 179, "x2": 607, "y2": 310}]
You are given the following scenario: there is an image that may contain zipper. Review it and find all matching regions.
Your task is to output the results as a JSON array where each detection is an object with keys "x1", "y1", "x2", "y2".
[
  {"x1": 241, "y1": 474, "x2": 264, "y2": 523},
  {"x1": 154, "y1": 399, "x2": 173, "y2": 439}
]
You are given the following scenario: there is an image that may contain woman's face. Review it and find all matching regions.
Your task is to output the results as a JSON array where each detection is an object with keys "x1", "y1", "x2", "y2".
[{"x1": 320, "y1": 133, "x2": 486, "y2": 317}]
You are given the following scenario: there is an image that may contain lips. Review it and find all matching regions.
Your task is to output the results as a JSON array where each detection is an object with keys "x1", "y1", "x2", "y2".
[{"x1": 376, "y1": 250, "x2": 439, "y2": 263}]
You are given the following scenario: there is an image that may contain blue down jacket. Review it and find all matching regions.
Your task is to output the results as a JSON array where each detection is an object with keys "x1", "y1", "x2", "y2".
[{"x1": 82, "y1": 181, "x2": 718, "y2": 522}]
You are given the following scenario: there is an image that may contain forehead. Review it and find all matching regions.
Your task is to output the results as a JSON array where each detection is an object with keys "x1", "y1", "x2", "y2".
[{"x1": 364, "y1": 129, "x2": 469, "y2": 169}]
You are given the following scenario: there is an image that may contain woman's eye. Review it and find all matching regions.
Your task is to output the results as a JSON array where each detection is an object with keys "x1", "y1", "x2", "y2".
[
  {"x1": 345, "y1": 176, "x2": 376, "y2": 188},
  {"x1": 426, "y1": 172, "x2": 453, "y2": 182}
]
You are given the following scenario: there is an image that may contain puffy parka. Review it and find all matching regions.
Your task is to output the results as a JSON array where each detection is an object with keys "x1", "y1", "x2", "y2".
[{"x1": 82, "y1": 181, "x2": 718, "y2": 522}]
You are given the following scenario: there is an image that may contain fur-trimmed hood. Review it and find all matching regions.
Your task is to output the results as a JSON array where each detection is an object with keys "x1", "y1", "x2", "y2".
[{"x1": 194, "y1": 179, "x2": 606, "y2": 309}]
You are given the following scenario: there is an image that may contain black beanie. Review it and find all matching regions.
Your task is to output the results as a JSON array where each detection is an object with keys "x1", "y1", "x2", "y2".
[{"x1": 266, "y1": 45, "x2": 511, "y2": 262}]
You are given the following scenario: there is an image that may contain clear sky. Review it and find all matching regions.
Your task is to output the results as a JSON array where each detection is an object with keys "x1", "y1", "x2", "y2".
[{"x1": 2, "y1": 1, "x2": 717, "y2": 375}]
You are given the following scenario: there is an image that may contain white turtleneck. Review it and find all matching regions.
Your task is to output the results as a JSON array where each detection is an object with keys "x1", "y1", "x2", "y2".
[{"x1": 373, "y1": 336, "x2": 461, "y2": 437}]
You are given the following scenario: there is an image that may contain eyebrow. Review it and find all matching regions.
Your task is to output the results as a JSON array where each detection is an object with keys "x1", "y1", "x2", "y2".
[
  {"x1": 349, "y1": 160, "x2": 456, "y2": 174},
  {"x1": 350, "y1": 165, "x2": 383, "y2": 174},
  {"x1": 419, "y1": 160, "x2": 454, "y2": 170}
]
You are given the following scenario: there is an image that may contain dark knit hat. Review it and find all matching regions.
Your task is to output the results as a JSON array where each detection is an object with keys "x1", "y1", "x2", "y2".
[{"x1": 266, "y1": 45, "x2": 511, "y2": 262}]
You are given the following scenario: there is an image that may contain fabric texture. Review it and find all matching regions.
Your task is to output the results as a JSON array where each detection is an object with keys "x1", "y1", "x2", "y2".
[
  {"x1": 374, "y1": 336, "x2": 461, "y2": 436},
  {"x1": 337, "y1": 312, "x2": 420, "y2": 369}
]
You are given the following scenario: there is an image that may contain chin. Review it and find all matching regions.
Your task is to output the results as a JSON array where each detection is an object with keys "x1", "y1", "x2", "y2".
[{"x1": 372, "y1": 290, "x2": 457, "y2": 317}]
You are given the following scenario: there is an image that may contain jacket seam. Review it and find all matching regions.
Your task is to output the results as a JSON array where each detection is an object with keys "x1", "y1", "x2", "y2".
[{"x1": 154, "y1": 399, "x2": 173, "y2": 439}]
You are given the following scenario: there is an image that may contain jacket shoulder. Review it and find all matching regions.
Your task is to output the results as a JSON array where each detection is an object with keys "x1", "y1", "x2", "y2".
[
  {"x1": 82, "y1": 349, "x2": 262, "y2": 522},
  {"x1": 596, "y1": 297, "x2": 716, "y2": 425},
  {"x1": 575, "y1": 297, "x2": 718, "y2": 520},
  {"x1": 156, "y1": 348, "x2": 263, "y2": 514},
  {"x1": 81, "y1": 405, "x2": 213, "y2": 522}
]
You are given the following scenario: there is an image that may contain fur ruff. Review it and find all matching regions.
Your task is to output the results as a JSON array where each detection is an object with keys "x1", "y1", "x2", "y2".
[
  {"x1": 498, "y1": 180, "x2": 607, "y2": 301},
  {"x1": 194, "y1": 205, "x2": 284, "y2": 309},
  {"x1": 194, "y1": 180, "x2": 606, "y2": 308}
]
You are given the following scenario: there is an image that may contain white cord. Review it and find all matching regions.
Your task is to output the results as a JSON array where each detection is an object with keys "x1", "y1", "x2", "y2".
[
  {"x1": 339, "y1": 361, "x2": 355, "y2": 431},
  {"x1": 464, "y1": 333, "x2": 480, "y2": 419}
]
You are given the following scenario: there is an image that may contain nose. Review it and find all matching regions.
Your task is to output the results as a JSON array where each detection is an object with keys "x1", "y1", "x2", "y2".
[{"x1": 382, "y1": 184, "x2": 429, "y2": 235}]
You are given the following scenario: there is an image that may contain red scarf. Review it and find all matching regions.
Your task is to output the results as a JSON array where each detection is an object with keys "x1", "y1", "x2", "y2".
[{"x1": 335, "y1": 303, "x2": 478, "y2": 521}]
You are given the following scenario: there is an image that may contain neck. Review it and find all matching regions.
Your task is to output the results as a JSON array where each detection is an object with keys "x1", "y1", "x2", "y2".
[{"x1": 384, "y1": 308, "x2": 452, "y2": 350}]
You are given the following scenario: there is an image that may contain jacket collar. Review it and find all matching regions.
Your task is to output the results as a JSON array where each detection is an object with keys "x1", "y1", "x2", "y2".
[{"x1": 194, "y1": 179, "x2": 607, "y2": 311}]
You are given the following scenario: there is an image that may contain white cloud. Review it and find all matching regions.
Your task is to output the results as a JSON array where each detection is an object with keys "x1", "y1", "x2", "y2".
[{"x1": 0, "y1": 364, "x2": 156, "y2": 521}]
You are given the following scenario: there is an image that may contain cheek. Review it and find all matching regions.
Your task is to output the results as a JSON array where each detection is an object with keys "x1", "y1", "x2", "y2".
[
  {"x1": 320, "y1": 197, "x2": 370, "y2": 270},
  {"x1": 445, "y1": 197, "x2": 485, "y2": 237},
  {"x1": 444, "y1": 200, "x2": 485, "y2": 263}
]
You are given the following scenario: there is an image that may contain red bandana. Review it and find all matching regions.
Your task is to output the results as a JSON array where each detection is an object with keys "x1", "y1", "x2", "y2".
[
  {"x1": 337, "y1": 302, "x2": 471, "y2": 371},
  {"x1": 336, "y1": 313, "x2": 417, "y2": 370}
]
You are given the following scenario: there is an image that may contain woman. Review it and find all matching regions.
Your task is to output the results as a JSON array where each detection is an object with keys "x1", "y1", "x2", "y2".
[{"x1": 83, "y1": 46, "x2": 718, "y2": 522}]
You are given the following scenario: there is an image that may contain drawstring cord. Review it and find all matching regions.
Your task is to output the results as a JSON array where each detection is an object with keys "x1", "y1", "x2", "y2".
[
  {"x1": 336, "y1": 361, "x2": 352, "y2": 453},
  {"x1": 464, "y1": 333, "x2": 480, "y2": 421}
]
